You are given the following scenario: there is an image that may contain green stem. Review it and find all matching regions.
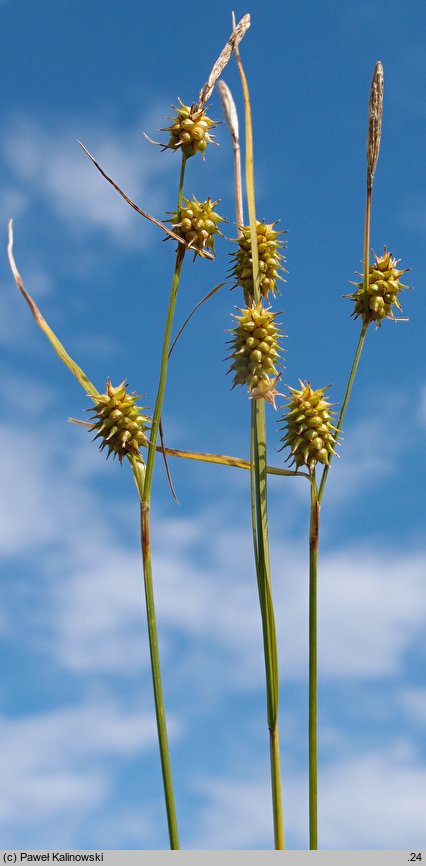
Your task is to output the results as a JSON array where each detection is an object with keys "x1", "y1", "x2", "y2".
[
  {"x1": 363, "y1": 185, "x2": 372, "y2": 317},
  {"x1": 318, "y1": 320, "x2": 368, "y2": 505},
  {"x1": 235, "y1": 43, "x2": 284, "y2": 848},
  {"x1": 140, "y1": 502, "x2": 179, "y2": 849},
  {"x1": 139, "y1": 155, "x2": 187, "y2": 849},
  {"x1": 270, "y1": 725, "x2": 284, "y2": 850},
  {"x1": 252, "y1": 400, "x2": 284, "y2": 850},
  {"x1": 249, "y1": 409, "x2": 259, "y2": 575},
  {"x1": 308, "y1": 471, "x2": 319, "y2": 849},
  {"x1": 143, "y1": 242, "x2": 185, "y2": 498},
  {"x1": 319, "y1": 169, "x2": 373, "y2": 505},
  {"x1": 309, "y1": 92, "x2": 376, "y2": 847}
]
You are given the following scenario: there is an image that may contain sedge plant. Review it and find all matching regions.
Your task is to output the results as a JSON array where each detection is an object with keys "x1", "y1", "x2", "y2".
[
  {"x1": 277, "y1": 61, "x2": 410, "y2": 849},
  {"x1": 7, "y1": 15, "x2": 412, "y2": 852},
  {"x1": 8, "y1": 16, "x2": 253, "y2": 851},
  {"x1": 224, "y1": 42, "x2": 288, "y2": 849}
]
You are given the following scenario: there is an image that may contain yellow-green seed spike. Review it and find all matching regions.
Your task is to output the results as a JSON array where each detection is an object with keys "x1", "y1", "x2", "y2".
[
  {"x1": 345, "y1": 247, "x2": 411, "y2": 326},
  {"x1": 227, "y1": 301, "x2": 284, "y2": 407},
  {"x1": 169, "y1": 196, "x2": 226, "y2": 259},
  {"x1": 279, "y1": 382, "x2": 339, "y2": 472},
  {"x1": 230, "y1": 219, "x2": 287, "y2": 306},
  {"x1": 161, "y1": 100, "x2": 219, "y2": 159},
  {"x1": 88, "y1": 378, "x2": 151, "y2": 464}
]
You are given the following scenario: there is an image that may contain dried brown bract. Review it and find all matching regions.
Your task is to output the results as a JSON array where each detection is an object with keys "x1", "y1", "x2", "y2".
[{"x1": 197, "y1": 14, "x2": 251, "y2": 108}]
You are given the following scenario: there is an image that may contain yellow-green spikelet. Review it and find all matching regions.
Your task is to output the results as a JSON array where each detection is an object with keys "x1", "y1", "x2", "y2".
[
  {"x1": 89, "y1": 379, "x2": 150, "y2": 464},
  {"x1": 162, "y1": 100, "x2": 218, "y2": 158},
  {"x1": 345, "y1": 247, "x2": 411, "y2": 326},
  {"x1": 170, "y1": 196, "x2": 225, "y2": 258},
  {"x1": 228, "y1": 302, "x2": 283, "y2": 402},
  {"x1": 279, "y1": 381, "x2": 338, "y2": 472},
  {"x1": 230, "y1": 220, "x2": 287, "y2": 305}
]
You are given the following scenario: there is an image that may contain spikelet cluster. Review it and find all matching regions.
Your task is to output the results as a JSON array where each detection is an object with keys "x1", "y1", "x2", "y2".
[
  {"x1": 228, "y1": 302, "x2": 283, "y2": 405},
  {"x1": 230, "y1": 220, "x2": 286, "y2": 305},
  {"x1": 279, "y1": 382, "x2": 338, "y2": 472},
  {"x1": 162, "y1": 100, "x2": 218, "y2": 158},
  {"x1": 89, "y1": 379, "x2": 150, "y2": 464},
  {"x1": 170, "y1": 196, "x2": 225, "y2": 258},
  {"x1": 346, "y1": 247, "x2": 410, "y2": 326}
]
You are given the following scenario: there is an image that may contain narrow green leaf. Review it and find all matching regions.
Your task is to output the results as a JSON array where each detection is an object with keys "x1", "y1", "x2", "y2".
[{"x1": 8, "y1": 220, "x2": 99, "y2": 400}]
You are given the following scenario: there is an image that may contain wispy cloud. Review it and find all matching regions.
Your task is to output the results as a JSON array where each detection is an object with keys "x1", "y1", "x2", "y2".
[
  {"x1": 1, "y1": 381, "x2": 424, "y2": 847},
  {"x1": 1, "y1": 413, "x2": 424, "y2": 687},
  {"x1": 399, "y1": 688, "x2": 426, "y2": 724},
  {"x1": 0, "y1": 698, "x2": 180, "y2": 845},
  {"x1": 0, "y1": 111, "x2": 176, "y2": 248},
  {"x1": 191, "y1": 739, "x2": 426, "y2": 849}
]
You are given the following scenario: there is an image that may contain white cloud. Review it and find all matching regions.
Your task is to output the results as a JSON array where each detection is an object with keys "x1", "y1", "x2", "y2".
[
  {"x1": 1, "y1": 418, "x2": 425, "y2": 685},
  {"x1": 0, "y1": 185, "x2": 27, "y2": 222},
  {"x1": 0, "y1": 262, "x2": 55, "y2": 349},
  {"x1": 189, "y1": 774, "x2": 275, "y2": 849},
  {"x1": 0, "y1": 111, "x2": 176, "y2": 247},
  {"x1": 191, "y1": 741, "x2": 426, "y2": 849},
  {"x1": 322, "y1": 416, "x2": 398, "y2": 504},
  {"x1": 0, "y1": 402, "x2": 425, "y2": 849},
  {"x1": 400, "y1": 688, "x2": 426, "y2": 724},
  {"x1": 319, "y1": 744, "x2": 426, "y2": 849},
  {"x1": 0, "y1": 698, "x2": 179, "y2": 829},
  {"x1": 315, "y1": 546, "x2": 426, "y2": 678}
]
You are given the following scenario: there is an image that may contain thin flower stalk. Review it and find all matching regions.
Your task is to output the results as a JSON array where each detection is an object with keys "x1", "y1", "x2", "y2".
[
  {"x1": 7, "y1": 220, "x2": 180, "y2": 848},
  {"x1": 308, "y1": 471, "x2": 319, "y2": 849},
  {"x1": 217, "y1": 79, "x2": 244, "y2": 235},
  {"x1": 279, "y1": 381, "x2": 338, "y2": 850},
  {"x1": 234, "y1": 45, "x2": 285, "y2": 850},
  {"x1": 139, "y1": 154, "x2": 188, "y2": 850},
  {"x1": 140, "y1": 20, "x2": 253, "y2": 834},
  {"x1": 318, "y1": 321, "x2": 368, "y2": 504},
  {"x1": 311, "y1": 62, "x2": 384, "y2": 850},
  {"x1": 127, "y1": 453, "x2": 180, "y2": 849},
  {"x1": 318, "y1": 63, "x2": 384, "y2": 504}
]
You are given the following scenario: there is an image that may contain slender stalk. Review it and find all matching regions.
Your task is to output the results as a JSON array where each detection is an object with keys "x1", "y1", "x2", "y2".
[
  {"x1": 139, "y1": 154, "x2": 187, "y2": 849},
  {"x1": 234, "y1": 137, "x2": 244, "y2": 234},
  {"x1": 318, "y1": 164, "x2": 372, "y2": 506},
  {"x1": 250, "y1": 410, "x2": 259, "y2": 574},
  {"x1": 217, "y1": 79, "x2": 244, "y2": 235},
  {"x1": 235, "y1": 43, "x2": 284, "y2": 848},
  {"x1": 143, "y1": 242, "x2": 185, "y2": 499},
  {"x1": 308, "y1": 471, "x2": 319, "y2": 849},
  {"x1": 363, "y1": 186, "x2": 372, "y2": 317},
  {"x1": 140, "y1": 501, "x2": 179, "y2": 848},
  {"x1": 129, "y1": 457, "x2": 180, "y2": 849},
  {"x1": 270, "y1": 726, "x2": 284, "y2": 849},
  {"x1": 313, "y1": 67, "x2": 382, "y2": 844},
  {"x1": 252, "y1": 397, "x2": 283, "y2": 849},
  {"x1": 318, "y1": 321, "x2": 368, "y2": 505}
]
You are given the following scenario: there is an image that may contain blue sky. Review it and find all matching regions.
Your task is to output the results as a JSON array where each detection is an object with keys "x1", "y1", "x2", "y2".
[{"x1": 0, "y1": 0, "x2": 425, "y2": 851}]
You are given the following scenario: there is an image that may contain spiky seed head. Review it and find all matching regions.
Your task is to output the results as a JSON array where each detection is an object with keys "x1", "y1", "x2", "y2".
[
  {"x1": 227, "y1": 302, "x2": 284, "y2": 406},
  {"x1": 162, "y1": 100, "x2": 218, "y2": 158},
  {"x1": 88, "y1": 379, "x2": 150, "y2": 464},
  {"x1": 279, "y1": 381, "x2": 339, "y2": 473},
  {"x1": 230, "y1": 220, "x2": 287, "y2": 306},
  {"x1": 345, "y1": 247, "x2": 411, "y2": 326},
  {"x1": 169, "y1": 196, "x2": 225, "y2": 258}
]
